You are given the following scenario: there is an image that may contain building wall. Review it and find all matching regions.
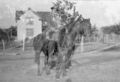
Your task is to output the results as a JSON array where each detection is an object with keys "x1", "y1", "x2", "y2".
[{"x1": 17, "y1": 10, "x2": 42, "y2": 41}]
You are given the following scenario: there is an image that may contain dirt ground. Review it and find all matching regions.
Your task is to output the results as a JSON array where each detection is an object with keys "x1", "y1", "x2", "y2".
[{"x1": 0, "y1": 43, "x2": 120, "y2": 82}]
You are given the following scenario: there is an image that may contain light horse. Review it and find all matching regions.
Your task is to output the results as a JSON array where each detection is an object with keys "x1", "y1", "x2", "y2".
[{"x1": 55, "y1": 16, "x2": 91, "y2": 78}]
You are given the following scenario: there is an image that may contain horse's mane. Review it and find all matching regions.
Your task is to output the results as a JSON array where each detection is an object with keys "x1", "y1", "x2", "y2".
[
  {"x1": 66, "y1": 16, "x2": 82, "y2": 33},
  {"x1": 57, "y1": 16, "x2": 82, "y2": 48}
]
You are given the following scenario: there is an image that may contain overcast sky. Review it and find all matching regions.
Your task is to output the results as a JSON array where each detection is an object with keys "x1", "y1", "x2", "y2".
[{"x1": 0, "y1": 0, "x2": 120, "y2": 28}]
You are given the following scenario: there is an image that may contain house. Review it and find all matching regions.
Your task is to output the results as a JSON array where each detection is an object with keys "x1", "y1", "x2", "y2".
[{"x1": 16, "y1": 8, "x2": 57, "y2": 41}]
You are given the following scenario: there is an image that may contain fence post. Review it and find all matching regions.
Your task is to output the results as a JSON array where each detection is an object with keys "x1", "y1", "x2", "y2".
[
  {"x1": 80, "y1": 35, "x2": 84, "y2": 53},
  {"x1": 22, "y1": 34, "x2": 25, "y2": 51},
  {"x1": 2, "y1": 39, "x2": 5, "y2": 55}
]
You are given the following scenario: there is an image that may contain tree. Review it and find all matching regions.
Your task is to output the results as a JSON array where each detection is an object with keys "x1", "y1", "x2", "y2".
[
  {"x1": 112, "y1": 24, "x2": 120, "y2": 34},
  {"x1": 0, "y1": 28, "x2": 8, "y2": 55},
  {"x1": 8, "y1": 26, "x2": 17, "y2": 40},
  {"x1": 3, "y1": 26, "x2": 17, "y2": 41},
  {"x1": 102, "y1": 23, "x2": 120, "y2": 35},
  {"x1": 0, "y1": 29, "x2": 8, "y2": 41},
  {"x1": 101, "y1": 23, "x2": 120, "y2": 43},
  {"x1": 51, "y1": 0, "x2": 77, "y2": 28},
  {"x1": 51, "y1": 0, "x2": 92, "y2": 50}
]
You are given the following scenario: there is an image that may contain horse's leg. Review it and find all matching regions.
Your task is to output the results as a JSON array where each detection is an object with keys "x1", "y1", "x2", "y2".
[
  {"x1": 46, "y1": 48, "x2": 55, "y2": 75},
  {"x1": 55, "y1": 54, "x2": 64, "y2": 79},
  {"x1": 65, "y1": 49, "x2": 74, "y2": 69},
  {"x1": 44, "y1": 55, "x2": 48, "y2": 69},
  {"x1": 35, "y1": 50, "x2": 41, "y2": 76},
  {"x1": 55, "y1": 63, "x2": 61, "y2": 79},
  {"x1": 46, "y1": 55, "x2": 52, "y2": 75},
  {"x1": 43, "y1": 51, "x2": 51, "y2": 75},
  {"x1": 62, "y1": 59, "x2": 68, "y2": 77},
  {"x1": 65, "y1": 58, "x2": 72, "y2": 69},
  {"x1": 44, "y1": 55, "x2": 51, "y2": 75},
  {"x1": 56, "y1": 61, "x2": 67, "y2": 79},
  {"x1": 37, "y1": 61, "x2": 41, "y2": 76}
]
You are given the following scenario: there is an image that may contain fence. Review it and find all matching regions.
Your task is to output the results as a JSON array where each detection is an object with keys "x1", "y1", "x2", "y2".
[{"x1": 1, "y1": 33, "x2": 120, "y2": 56}]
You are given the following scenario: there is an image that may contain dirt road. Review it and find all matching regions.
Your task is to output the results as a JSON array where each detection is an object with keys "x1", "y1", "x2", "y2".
[
  {"x1": 0, "y1": 50, "x2": 120, "y2": 82},
  {"x1": 0, "y1": 43, "x2": 120, "y2": 82}
]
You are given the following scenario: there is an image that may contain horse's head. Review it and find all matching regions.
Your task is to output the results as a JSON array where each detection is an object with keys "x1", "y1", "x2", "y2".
[{"x1": 73, "y1": 17, "x2": 91, "y2": 37}]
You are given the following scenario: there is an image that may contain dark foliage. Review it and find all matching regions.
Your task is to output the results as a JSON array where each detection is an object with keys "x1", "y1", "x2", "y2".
[
  {"x1": 0, "y1": 28, "x2": 8, "y2": 41},
  {"x1": 101, "y1": 23, "x2": 120, "y2": 35}
]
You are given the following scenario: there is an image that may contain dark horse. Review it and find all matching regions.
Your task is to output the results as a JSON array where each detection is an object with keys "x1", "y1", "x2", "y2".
[{"x1": 33, "y1": 32, "x2": 59, "y2": 75}]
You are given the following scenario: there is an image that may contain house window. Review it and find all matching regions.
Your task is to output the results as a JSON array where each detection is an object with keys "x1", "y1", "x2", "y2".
[
  {"x1": 26, "y1": 16, "x2": 34, "y2": 25},
  {"x1": 26, "y1": 28, "x2": 34, "y2": 37},
  {"x1": 27, "y1": 19, "x2": 34, "y2": 25}
]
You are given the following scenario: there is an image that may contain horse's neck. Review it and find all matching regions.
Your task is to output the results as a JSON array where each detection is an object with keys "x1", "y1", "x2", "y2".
[
  {"x1": 69, "y1": 31, "x2": 78, "y2": 43},
  {"x1": 67, "y1": 16, "x2": 81, "y2": 33}
]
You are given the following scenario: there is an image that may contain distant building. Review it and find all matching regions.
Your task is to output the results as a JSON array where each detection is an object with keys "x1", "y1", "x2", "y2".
[{"x1": 15, "y1": 8, "x2": 56, "y2": 41}]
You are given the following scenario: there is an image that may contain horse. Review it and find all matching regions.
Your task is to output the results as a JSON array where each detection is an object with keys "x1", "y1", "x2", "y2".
[
  {"x1": 65, "y1": 17, "x2": 91, "y2": 67},
  {"x1": 33, "y1": 32, "x2": 59, "y2": 75},
  {"x1": 32, "y1": 25, "x2": 76, "y2": 76},
  {"x1": 55, "y1": 16, "x2": 91, "y2": 78},
  {"x1": 33, "y1": 15, "x2": 91, "y2": 77}
]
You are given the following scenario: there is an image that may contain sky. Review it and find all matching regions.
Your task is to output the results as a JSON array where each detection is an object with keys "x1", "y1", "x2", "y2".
[{"x1": 0, "y1": 0, "x2": 120, "y2": 28}]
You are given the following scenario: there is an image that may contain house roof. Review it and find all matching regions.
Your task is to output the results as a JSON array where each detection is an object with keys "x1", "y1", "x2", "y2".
[
  {"x1": 16, "y1": 10, "x2": 25, "y2": 22},
  {"x1": 34, "y1": 11, "x2": 57, "y2": 27},
  {"x1": 15, "y1": 9, "x2": 57, "y2": 27}
]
